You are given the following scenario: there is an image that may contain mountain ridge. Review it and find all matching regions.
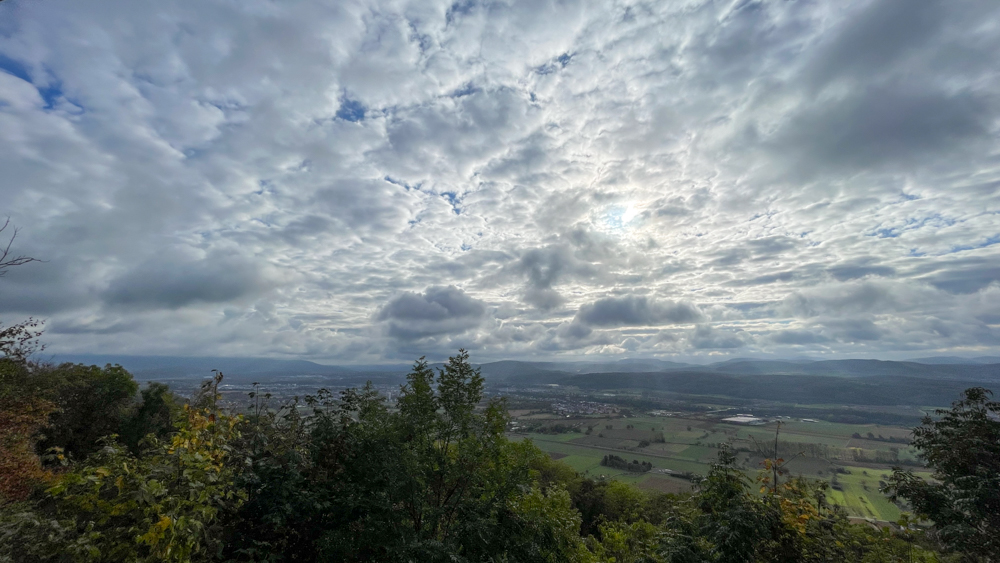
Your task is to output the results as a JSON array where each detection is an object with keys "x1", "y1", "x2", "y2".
[{"x1": 49, "y1": 354, "x2": 1000, "y2": 385}]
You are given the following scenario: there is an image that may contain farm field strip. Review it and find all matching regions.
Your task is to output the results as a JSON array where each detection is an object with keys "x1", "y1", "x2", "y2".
[
  {"x1": 509, "y1": 412, "x2": 924, "y2": 522},
  {"x1": 520, "y1": 434, "x2": 712, "y2": 476},
  {"x1": 826, "y1": 466, "x2": 906, "y2": 522},
  {"x1": 618, "y1": 416, "x2": 897, "y2": 446}
]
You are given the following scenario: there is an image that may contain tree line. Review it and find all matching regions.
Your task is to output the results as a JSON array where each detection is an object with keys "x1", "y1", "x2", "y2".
[
  {"x1": 600, "y1": 454, "x2": 653, "y2": 473},
  {"x1": 2, "y1": 340, "x2": 999, "y2": 561}
]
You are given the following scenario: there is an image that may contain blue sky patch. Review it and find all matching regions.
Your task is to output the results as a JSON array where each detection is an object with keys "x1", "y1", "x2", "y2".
[
  {"x1": 0, "y1": 53, "x2": 65, "y2": 109},
  {"x1": 450, "y1": 82, "x2": 479, "y2": 98},
  {"x1": 336, "y1": 98, "x2": 366, "y2": 122},
  {"x1": 445, "y1": 0, "x2": 476, "y2": 25},
  {"x1": 0, "y1": 53, "x2": 31, "y2": 83},
  {"x1": 440, "y1": 191, "x2": 461, "y2": 214}
]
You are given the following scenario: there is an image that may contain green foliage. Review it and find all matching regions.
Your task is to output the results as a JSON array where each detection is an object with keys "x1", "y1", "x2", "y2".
[
  {"x1": 885, "y1": 387, "x2": 1000, "y2": 560},
  {"x1": 589, "y1": 519, "x2": 663, "y2": 563},
  {"x1": 531, "y1": 450, "x2": 581, "y2": 491},
  {"x1": 1, "y1": 343, "x2": 177, "y2": 503},
  {"x1": 0, "y1": 394, "x2": 53, "y2": 503},
  {"x1": 119, "y1": 382, "x2": 181, "y2": 454},
  {"x1": 601, "y1": 454, "x2": 653, "y2": 473},
  {"x1": 1, "y1": 405, "x2": 244, "y2": 562},
  {"x1": 221, "y1": 350, "x2": 590, "y2": 562},
  {"x1": 506, "y1": 485, "x2": 595, "y2": 563},
  {"x1": 693, "y1": 446, "x2": 778, "y2": 563},
  {"x1": 37, "y1": 363, "x2": 139, "y2": 460},
  {"x1": 1, "y1": 348, "x2": 974, "y2": 563},
  {"x1": 569, "y1": 477, "x2": 664, "y2": 541},
  {"x1": 0, "y1": 357, "x2": 55, "y2": 506},
  {"x1": 0, "y1": 321, "x2": 54, "y2": 503}
]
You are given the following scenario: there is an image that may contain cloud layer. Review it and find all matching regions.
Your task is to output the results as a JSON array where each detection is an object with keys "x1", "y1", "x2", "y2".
[{"x1": 0, "y1": 0, "x2": 998, "y2": 362}]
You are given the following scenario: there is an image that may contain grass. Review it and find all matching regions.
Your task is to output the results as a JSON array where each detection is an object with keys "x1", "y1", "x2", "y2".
[
  {"x1": 637, "y1": 475, "x2": 695, "y2": 495},
  {"x1": 730, "y1": 426, "x2": 851, "y2": 447},
  {"x1": 511, "y1": 414, "x2": 924, "y2": 522},
  {"x1": 522, "y1": 431, "x2": 582, "y2": 443},
  {"x1": 828, "y1": 467, "x2": 903, "y2": 522},
  {"x1": 674, "y1": 445, "x2": 718, "y2": 463},
  {"x1": 521, "y1": 433, "x2": 713, "y2": 477}
]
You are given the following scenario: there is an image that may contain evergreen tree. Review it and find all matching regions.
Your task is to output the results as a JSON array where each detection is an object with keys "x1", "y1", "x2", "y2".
[{"x1": 886, "y1": 387, "x2": 1000, "y2": 560}]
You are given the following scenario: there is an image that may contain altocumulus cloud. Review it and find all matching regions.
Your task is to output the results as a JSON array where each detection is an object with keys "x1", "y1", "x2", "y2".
[
  {"x1": 575, "y1": 296, "x2": 703, "y2": 328},
  {"x1": 375, "y1": 286, "x2": 487, "y2": 340},
  {"x1": 0, "y1": 0, "x2": 998, "y2": 361},
  {"x1": 102, "y1": 249, "x2": 272, "y2": 309}
]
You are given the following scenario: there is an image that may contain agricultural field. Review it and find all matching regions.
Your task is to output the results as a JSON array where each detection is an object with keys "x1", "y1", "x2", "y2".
[{"x1": 509, "y1": 411, "x2": 921, "y2": 522}]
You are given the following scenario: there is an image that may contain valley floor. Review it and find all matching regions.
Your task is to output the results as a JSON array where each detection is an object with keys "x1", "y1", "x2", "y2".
[{"x1": 509, "y1": 412, "x2": 930, "y2": 522}]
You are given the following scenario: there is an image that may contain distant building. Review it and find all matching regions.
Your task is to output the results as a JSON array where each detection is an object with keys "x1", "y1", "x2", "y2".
[{"x1": 721, "y1": 416, "x2": 766, "y2": 425}]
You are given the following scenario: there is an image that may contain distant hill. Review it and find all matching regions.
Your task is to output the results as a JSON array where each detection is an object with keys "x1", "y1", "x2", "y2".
[
  {"x1": 559, "y1": 370, "x2": 987, "y2": 407},
  {"x1": 703, "y1": 359, "x2": 1000, "y2": 381},
  {"x1": 475, "y1": 360, "x2": 565, "y2": 383},
  {"x1": 49, "y1": 355, "x2": 411, "y2": 383},
  {"x1": 48, "y1": 355, "x2": 1000, "y2": 382},
  {"x1": 546, "y1": 359, "x2": 695, "y2": 373},
  {"x1": 476, "y1": 358, "x2": 693, "y2": 380},
  {"x1": 474, "y1": 358, "x2": 1000, "y2": 407},
  {"x1": 908, "y1": 356, "x2": 1000, "y2": 365},
  {"x1": 45, "y1": 354, "x2": 999, "y2": 407}
]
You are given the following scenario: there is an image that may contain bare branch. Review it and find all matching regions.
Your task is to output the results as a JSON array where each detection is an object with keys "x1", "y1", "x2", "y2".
[
  {"x1": 0, "y1": 218, "x2": 41, "y2": 276},
  {"x1": 0, "y1": 317, "x2": 45, "y2": 361}
]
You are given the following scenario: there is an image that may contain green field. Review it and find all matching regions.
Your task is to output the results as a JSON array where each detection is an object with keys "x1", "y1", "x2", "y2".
[
  {"x1": 510, "y1": 413, "x2": 921, "y2": 522},
  {"x1": 825, "y1": 467, "x2": 916, "y2": 522}
]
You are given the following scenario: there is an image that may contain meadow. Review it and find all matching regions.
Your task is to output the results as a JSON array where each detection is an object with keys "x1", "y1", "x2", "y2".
[{"x1": 510, "y1": 412, "x2": 924, "y2": 522}]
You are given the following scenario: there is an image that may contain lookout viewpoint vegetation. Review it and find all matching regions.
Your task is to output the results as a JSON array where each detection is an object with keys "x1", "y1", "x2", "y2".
[{"x1": 1, "y1": 331, "x2": 999, "y2": 561}]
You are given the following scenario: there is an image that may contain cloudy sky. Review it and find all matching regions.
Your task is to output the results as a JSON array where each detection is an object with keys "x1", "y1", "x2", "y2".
[{"x1": 1, "y1": 0, "x2": 999, "y2": 363}]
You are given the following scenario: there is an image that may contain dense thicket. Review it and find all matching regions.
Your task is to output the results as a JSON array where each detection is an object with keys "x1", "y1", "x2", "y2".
[{"x1": 1, "y1": 341, "x2": 993, "y2": 562}]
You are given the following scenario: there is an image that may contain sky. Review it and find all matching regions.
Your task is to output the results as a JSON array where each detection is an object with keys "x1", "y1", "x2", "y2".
[{"x1": 0, "y1": 0, "x2": 999, "y2": 363}]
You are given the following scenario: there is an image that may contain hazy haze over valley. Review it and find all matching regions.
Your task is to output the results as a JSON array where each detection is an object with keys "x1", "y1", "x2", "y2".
[{"x1": 2, "y1": 0, "x2": 999, "y2": 362}]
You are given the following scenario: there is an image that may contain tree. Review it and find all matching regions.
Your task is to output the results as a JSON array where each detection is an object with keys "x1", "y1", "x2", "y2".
[
  {"x1": 220, "y1": 350, "x2": 590, "y2": 562},
  {"x1": 119, "y1": 382, "x2": 181, "y2": 454},
  {"x1": 693, "y1": 446, "x2": 778, "y2": 563},
  {"x1": 1, "y1": 381, "x2": 245, "y2": 563},
  {"x1": 885, "y1": 387, "x2": 1000, "y2": 560},
  {"x1": 36, "y1": 363, "x2": 139, "y2": 461},
  {"x1": 0, "y1": 227, "x2": 48, "y2": 503},
  {"x1": 0, "y1": 221, "x2": 44, "y2": 366},
  {"x1": 0, "y1": 372, "x2": 53, "y2": 502}
]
